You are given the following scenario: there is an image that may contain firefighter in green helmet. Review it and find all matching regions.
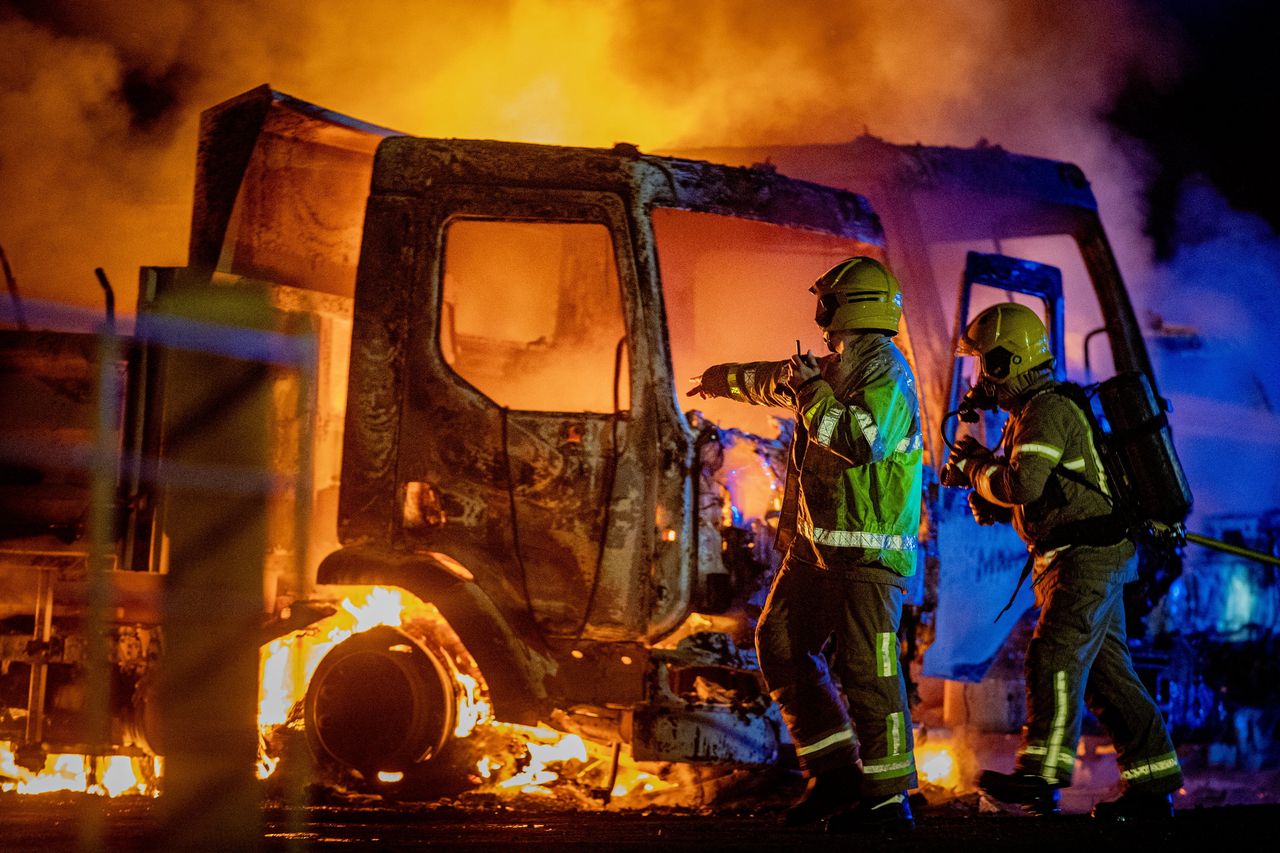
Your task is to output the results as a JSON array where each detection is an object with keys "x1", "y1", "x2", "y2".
[
  {"x1": 944, "y1": 302, "x2": 1181, "y2": 820},
  {"x1": 689, "y1": 256, "x2": 923, "y2": 831}
]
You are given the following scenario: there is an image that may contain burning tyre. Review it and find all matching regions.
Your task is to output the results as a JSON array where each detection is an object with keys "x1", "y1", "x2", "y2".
[{"x1": 304, "y1": 624, "x2": 455, "y2": 780}]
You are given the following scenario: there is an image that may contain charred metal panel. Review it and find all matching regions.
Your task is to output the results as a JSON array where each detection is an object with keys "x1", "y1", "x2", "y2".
[
  {"x1": 546, "y1": 643, "x2": 649, "y2": 708},
  {"x1": 0, "y1": 331, "x2": 129, "y2": 544},
  {"x1": 386, "y1": 187, "x2": 654, "y2": 644},
  {"x1": 631, "y1": 704, "x2": 781, "y2": 764},
  {"x1": 339, "y1": 197, "x2": 418, "y2": 544},
  {"x1": 372, "y1": 137, "x2": 882, "y2": 245},
  {"x1": 189, "y1": 86, "x2": 397, "y2": 295},
  {"x1": 316, "y1": 545, "x2": 550, "y2": 724},
  {"x1": 632, "y1": 633, "x2": 781, "y2": 764}
]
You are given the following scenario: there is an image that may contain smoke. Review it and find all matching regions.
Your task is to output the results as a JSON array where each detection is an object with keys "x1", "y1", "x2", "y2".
[
  {"x1": 1145, "y1": 179, "x2": 1280, "y2": 523},
  {"x1": 2, "y1": 0, "x2": 1182, "y2": 318}
]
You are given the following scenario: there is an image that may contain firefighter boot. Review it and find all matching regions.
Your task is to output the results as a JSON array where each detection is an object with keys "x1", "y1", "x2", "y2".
[
  {"x1": 783, "y1": 764, "x2": 861, "y2": 826},
  {"x1": 826, "y1": 791, "x2": 915, "y2": 833},
  {"x1": 1091, "y1": 790, "x2": 1174, "y2": 821},
  {"x1": 978, "y1": 770, "x2": 1062, "y2": 816}
]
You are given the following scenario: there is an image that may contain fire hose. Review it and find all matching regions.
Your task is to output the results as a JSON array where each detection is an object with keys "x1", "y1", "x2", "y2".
[{"x1": 1184, "y1": 532, "x2": 1280, "y2": 567}]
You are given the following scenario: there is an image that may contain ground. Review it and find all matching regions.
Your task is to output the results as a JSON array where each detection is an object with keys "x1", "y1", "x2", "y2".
[{"x1": 2, "y1": 793, "x2": 1278, "y2": 852}]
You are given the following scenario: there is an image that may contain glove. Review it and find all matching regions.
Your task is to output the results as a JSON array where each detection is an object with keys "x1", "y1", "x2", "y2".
[
  {"x1": 940, "y1": 454, "x2": 969, "y2": 488},
  {"x1": 941, "y1": 435, "x2": 993, "y2": 488},
  {"x1": 969, "y1": 491, "x2": 1012, "y2": 526},
  {"x1": 687, "y1": 364, "x2": 732, "y2": 398}
]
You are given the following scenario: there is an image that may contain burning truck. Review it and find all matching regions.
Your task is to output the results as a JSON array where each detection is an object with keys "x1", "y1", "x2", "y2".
[{"x1": 0, "y1": 84, "x2": 1203, "y2": 797}]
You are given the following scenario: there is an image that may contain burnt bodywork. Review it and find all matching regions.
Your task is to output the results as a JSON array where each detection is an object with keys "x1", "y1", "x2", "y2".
[
  {"x1": 321, "y1": 133, "x2": 882, "y2": 740},
  {"x1": 2, "y1": 85, "x2": 1176, "y2": 773},
  {"x1": 157, "y1": 88, "x2": 1170, "y2": 762}
]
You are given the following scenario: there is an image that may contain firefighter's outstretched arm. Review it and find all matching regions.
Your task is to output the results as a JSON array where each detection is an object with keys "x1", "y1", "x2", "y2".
[
  {"x1": 688, "y1": 359, "x2": 795, "y2": 408},
  {"x1": 793, "y1": 361, "x2": 915, "y2": 467}
]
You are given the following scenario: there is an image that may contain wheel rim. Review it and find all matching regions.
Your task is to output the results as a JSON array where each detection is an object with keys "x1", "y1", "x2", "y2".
[{"x1": 305, "y1": 625, "x2": 455, "y2": 776}]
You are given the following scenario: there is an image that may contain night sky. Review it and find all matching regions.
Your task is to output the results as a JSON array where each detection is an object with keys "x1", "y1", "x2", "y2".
[{"x1": 1108, "y1": 0, "x2": 1280, "y2": 257}]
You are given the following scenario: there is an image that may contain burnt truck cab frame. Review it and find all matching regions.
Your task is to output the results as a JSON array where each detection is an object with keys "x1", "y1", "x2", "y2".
[
  {"x1": 181, "y1": 87, "x2": 1162, "y2": 766},
  {"x1": 317, "y1": 136, "x2": 885, "y2": 757},
  {"x1": 0, "y1": 84, "x2": 1165, "y2": 776}
]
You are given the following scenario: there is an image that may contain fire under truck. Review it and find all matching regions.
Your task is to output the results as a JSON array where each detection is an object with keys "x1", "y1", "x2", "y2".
[{"x1": 0, "y1": 85, "x2": 1194, "y2": 790}]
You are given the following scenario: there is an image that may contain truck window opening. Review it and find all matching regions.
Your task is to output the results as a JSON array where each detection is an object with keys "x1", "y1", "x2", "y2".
[
  {"x1": 652, "y1": 207, "x2": 908, "y2": 437},
  {"x1": 441, "y1": 219, "x2": 629, "y2": 414}
]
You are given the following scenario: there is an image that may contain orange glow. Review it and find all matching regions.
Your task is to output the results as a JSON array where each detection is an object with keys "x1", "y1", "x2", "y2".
[
  {"x1": 654, "y1": 208, "x2": 882, "y2": 437},
  {"x1": 1, "y1": 743, "x2": 159, "y2": 797},
  {"x1": 916, "y1": 742, "x2": 960, "y2": 789},
  {"x1": 257, "y1": 585, "x2": 489, "y2": 777},
  {"x1": 256, "y1": 584, "x2": 671, "y2": 801},
  {"x1": 472, "y1": 723, "x2": 672, "y2": 801}
]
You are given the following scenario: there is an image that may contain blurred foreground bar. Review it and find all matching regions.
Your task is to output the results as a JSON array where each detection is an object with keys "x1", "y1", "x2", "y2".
[{"x1": 155, "y1": 282, "x2": 273, "y2": 851}]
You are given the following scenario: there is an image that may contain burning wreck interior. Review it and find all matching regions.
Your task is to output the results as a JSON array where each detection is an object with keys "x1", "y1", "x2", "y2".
[{"x1": 1, "y1": 59, "x2": 1278, "y2": 845}]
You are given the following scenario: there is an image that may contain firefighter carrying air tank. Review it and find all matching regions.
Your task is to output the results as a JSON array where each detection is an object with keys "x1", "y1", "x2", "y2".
[{"x1": 942, "y1": 302, "x2": 1183, "y2": 820}]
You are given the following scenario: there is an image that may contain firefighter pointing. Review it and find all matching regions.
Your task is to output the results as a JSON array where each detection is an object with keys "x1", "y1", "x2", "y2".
[
  {"x1": 689, "y1": 256, "x2": 922, "y2": 832},
  {"x1": 943, "y1": 303, "x2": 1182, "y2": 820}
]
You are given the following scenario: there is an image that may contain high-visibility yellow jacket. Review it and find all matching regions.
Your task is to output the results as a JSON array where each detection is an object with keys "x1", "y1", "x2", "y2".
[{"x1": 700, "y1": 333, "x2": 923, "y2": 577}]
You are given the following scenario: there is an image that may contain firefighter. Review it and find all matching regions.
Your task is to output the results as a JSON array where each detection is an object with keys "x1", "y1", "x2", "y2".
[
  {"x1": 688, "y1": 256, "x2": 922, "y2": 831},
  {"x1": 943, "y1": 302, "x2": 1181, "y2": 820}
]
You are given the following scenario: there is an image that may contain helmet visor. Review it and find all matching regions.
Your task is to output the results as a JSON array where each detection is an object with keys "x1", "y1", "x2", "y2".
[
  {"x1": 980, "y1": 345, "x2": 1015, "y2": 381},
  {"x1": 814, "y1": 292, "x2": 842, "y2": 328}
]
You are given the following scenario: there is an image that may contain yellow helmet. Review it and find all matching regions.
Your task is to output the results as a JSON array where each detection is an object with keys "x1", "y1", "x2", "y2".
[
  {"x1": 810, "y1": 256, "x2": 902, "y2": 335},
  {"x1": 957, "y1": 302, "x2": 1053, "y2": 385}
]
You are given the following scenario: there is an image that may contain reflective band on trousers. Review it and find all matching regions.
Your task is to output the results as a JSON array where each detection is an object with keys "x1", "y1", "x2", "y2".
[
  {"x1": 1043, "y1": 670, "x2": 1070, "y2": 783},
  {"x1": 876, "y1": 632, "x2": 898, "y2": 677},
  {"x1": 794, "y1": 727, "x2": 854, "y2": 757},
  {"x1": 1120, "y1": 751, "x2": 1181, "y2": 781},
  {"x1": 797, "y1": 520, "x2": 918, "y2": 551},
  {"x1": 863, "y1": 754, "x2": 916, "y2": 777}
]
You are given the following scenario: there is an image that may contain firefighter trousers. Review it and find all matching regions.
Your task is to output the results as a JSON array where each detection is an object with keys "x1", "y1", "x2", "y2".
[
  {"x1": 1016, "y1": 543, "x2": 1182, "y2": 793},
  {"x1": 755, "y1": 557, "x2": 918, "y2": 796}
]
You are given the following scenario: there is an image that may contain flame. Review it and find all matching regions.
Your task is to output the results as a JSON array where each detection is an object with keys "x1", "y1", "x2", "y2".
[
  {"x1": 1, "y1": 742, "x2": 158, "y2": 797},
  {"x1": 256, "y1": 585, "x2": 672, "y2": 802},
  {"x1": 915, "y1": 740, "x2": 962, "y2": 790},
  {"x1": 257, "y1": 585, "x2": 411, "y2": 739},
  {"x1": 496, "y1": 727, "x2": 589, "y2": 794},
  {"x1": 256, "y1": 585, "x2": 494, "y2": 779},
  {"x1": 471, "y1": 723, "x2": 672, "y2": 801},
  {"x1": 453, "y1": 672, "x2": 492, "y2": 738}
]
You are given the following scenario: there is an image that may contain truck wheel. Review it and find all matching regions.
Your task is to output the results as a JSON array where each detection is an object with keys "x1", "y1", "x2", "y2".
[{"x1": 304, "y1": 624, "x2": 455, "y2": 782}]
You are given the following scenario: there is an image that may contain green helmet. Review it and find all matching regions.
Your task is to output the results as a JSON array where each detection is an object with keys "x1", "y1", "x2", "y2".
[
  {"x1": 957, "y1": 302, "x2": 1053, "y2": 386},
  {"x1": 810, "y1": 256, "x2": 902, "y2": 335}
]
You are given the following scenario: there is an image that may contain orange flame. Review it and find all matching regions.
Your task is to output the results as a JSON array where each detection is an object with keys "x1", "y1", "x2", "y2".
[
  {"x1": 256, "y1": 585, "x2": 671, "y2": 801},
  {"x1": 1, "y1": 743, "x2": 159, "y2": 797}
]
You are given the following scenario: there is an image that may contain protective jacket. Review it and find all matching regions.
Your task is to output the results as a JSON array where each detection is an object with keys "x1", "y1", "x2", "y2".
[
  {"x1": 700, "y1": 334, "x2": 922, "y2": 577},
  {"x1": 967, "y1": 379, "x2": 1122, "y2": 555},
  {"x1": 962, "y1": 376, "x2": 1181, "y2": 793}
]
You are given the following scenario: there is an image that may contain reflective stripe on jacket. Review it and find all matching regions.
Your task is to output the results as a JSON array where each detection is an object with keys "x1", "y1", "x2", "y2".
[
  {"x1": 703, "y1": 334, "x2": 923, "y2": 576},
  {"x1": 969, "y1": 381, "x2": 1115, "y2": 549}
]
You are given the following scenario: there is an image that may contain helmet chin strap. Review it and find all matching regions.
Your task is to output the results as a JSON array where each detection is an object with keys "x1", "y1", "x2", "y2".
[{"x1": 993, "y1": 366, "x2": 1053, "y2": 410}]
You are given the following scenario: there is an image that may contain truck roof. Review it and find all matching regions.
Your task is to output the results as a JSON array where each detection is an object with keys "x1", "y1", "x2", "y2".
[{"x1": 190, "y1": 86, "x2": 884, "y2": 299}]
